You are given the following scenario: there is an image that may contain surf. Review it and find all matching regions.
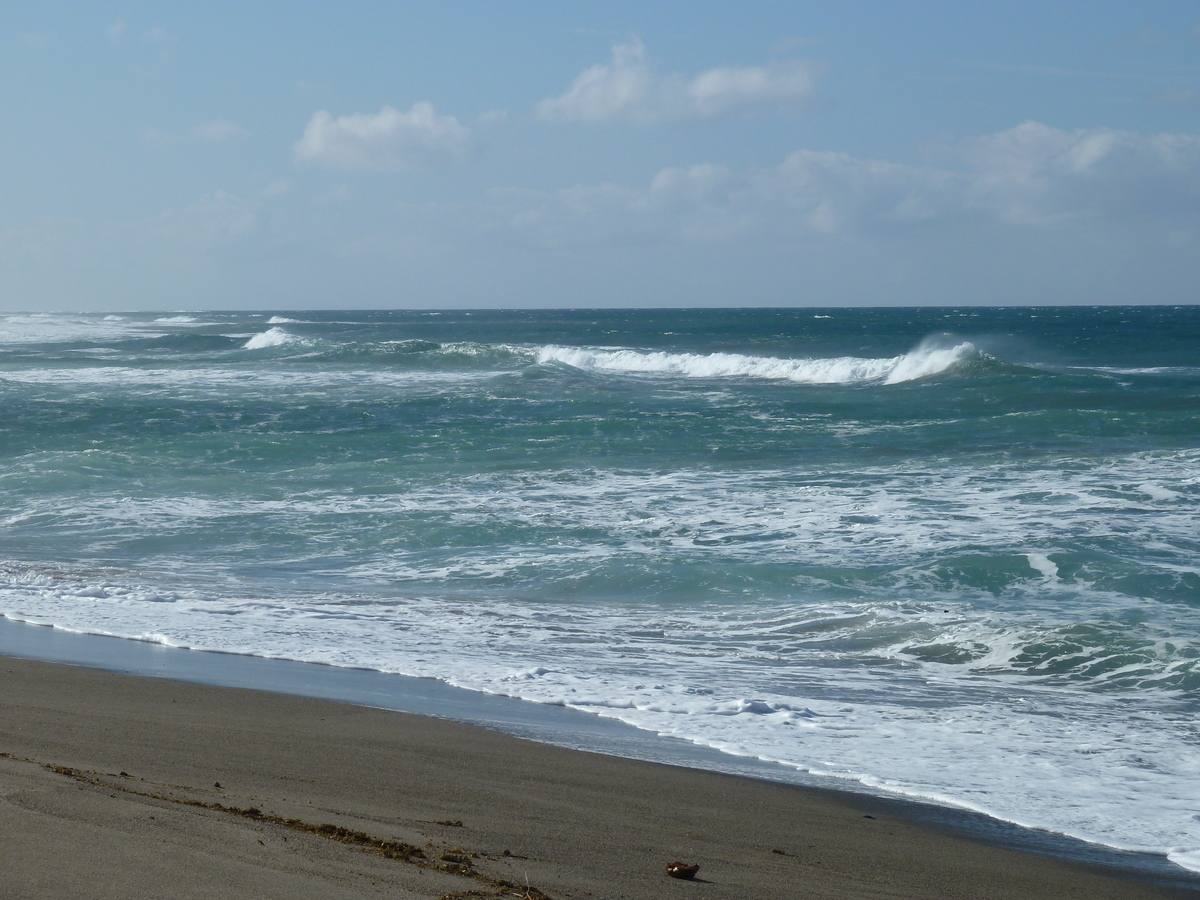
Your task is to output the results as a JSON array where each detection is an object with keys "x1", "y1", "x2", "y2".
[{"x1": 537, "y1": 338, "x2": 982, "y2": 385}]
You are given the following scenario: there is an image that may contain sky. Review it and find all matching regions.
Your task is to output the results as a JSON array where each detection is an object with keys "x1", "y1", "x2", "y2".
[{"x1": 3, "y1": 2, "x2": 1200, "y2": 310}]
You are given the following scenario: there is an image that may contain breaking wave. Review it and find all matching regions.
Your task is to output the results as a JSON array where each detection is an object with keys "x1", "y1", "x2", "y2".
[
  {"x1": 538, "y1": 340, "x2": 981, "y2": 385},
  {"x1": 242, "y1": 327, "x2": 302, "y2": 350}
]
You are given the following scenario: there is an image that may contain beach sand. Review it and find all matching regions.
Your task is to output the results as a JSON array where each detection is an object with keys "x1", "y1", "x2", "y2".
[{"x1": 0, "y1": 654, "x2": 1194, "y2": 900}]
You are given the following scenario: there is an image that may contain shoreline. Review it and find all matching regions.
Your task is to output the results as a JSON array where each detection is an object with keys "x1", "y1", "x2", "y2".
[{"x1": 2, "y1": 616, "x2": 1199, "y2": 894}]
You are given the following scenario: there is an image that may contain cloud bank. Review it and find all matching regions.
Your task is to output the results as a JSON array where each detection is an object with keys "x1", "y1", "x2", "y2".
[
  {"x1": 497, "y1": 122, "x2": 1200, "y2": 241},
  {"x1": 294, "y1": 103, "x2": 473, "y2": 171},
  {"x1": 538, "y1": 39, "x2": 819, "y2": 124},
  {"x1": 964, "y1": 121, "x2": 1200, "y2": 223}
]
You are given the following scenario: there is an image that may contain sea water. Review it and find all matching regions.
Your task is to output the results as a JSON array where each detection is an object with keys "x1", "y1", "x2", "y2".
[{"x1": 1, "y1": 307, "x2": 1198, "y2": 871}]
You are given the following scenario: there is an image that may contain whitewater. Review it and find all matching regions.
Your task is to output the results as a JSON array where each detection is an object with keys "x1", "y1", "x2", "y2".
[
  {"x1": 1, "y1": 307, "x2": 1198, "y2": 876},
  {"x1": 536, "y1": 340, "x2": 978, "y2": 384}
]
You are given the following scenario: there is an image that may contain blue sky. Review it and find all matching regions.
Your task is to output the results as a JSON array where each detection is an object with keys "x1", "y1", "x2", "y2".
[{"x1": 3, "y1": 2, "x2": 1199, "y2": 309}]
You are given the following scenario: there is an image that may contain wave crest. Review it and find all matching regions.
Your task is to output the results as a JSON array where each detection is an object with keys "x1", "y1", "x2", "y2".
[
  {"x1": 243, "y1": 327, "x2": 300, "y2": 350},
  {"x1": 538, "y1": 340, "x2": 979, "y2": 385}
]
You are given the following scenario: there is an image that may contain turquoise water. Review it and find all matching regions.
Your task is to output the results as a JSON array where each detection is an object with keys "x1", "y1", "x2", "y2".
[{"x1": 1, "y1": 307, "x2": 1198, "y2": 868}]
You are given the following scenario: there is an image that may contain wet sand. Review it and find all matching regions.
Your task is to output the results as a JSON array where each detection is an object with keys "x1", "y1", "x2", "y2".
[{"x1": 1, "y1": 654, "x2": 1195, "y2": 899}]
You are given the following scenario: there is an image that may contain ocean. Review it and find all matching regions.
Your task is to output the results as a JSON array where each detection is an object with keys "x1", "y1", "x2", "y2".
[{"x1": 1, "y1": 307, "x2": 1198, "y2": 873}]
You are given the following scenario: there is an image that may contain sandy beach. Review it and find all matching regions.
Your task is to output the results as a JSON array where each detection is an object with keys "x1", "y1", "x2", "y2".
[{"x1": 0, "y1": 655, "x2": 1195, "y2": 899}]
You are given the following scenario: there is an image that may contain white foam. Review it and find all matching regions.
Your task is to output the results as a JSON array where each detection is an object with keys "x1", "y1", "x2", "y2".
[
  {"x1": 10, "y1": 500, "x2": 1200, "y2": 846},
  {"x1": 0, "y1": 366, "x2": 491, "y2": 395},
  {"x1": 266, "y1": 316, "x2": 302, "y2": 324},
  {"x1": 1170, "y1": 848, "x2": 1200, "y2": 874},
  {"x1": 1092, "y1": 366, "x2": 1200, "y2": 377},
  {"x1": 883, "y1": 342, "x2": 977, "y2": 384},
  {"x1": 537, "y1": 341, "x2": 977, "y2": 385},
  {"x1": 1026, "y1": 552, "x2": 1059, "y2": 580},
  {"x1": 0, "y1": 314, "x2": 159, "y2": 346},
  {"x1": 1, "y1": 312, "x2": 1198, "y2": 873},
  {"x1": 242, "y1": 327, "x2": 299, "y2": 350},
  {"x1": 1140, "y1": 482, "x2": 1182, "y2": 502},
  {"x1": 4, "y1": 567, "x2": 1199, "y2": 866}
]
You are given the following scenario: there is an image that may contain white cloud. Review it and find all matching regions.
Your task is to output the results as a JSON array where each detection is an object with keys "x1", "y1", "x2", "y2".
[
  {"x1": 965, "y1": 121, "x2": 1200, "y2": 224},
  {"x1": 493, "y1": 153, "x2": 961, "y2": 244},
  {"x1": 294, "y1": 103, "x2": 473, "y2": 171},
  {"x1": 261, "y1": 179, "x2": 290, "y2": 198},
  {"x1": 151, "y1": 190, "x2": 257, "y2": 245},
  {"x1": 538, "y1": 39, "x2": 819, "y2": 124},
  {"x1": 495, "y1": 122, "x2": 1200, "y2": 242},
  {"x1": 769, "y1": 151, "x2": 963, "y2": 234},
  {"x1": 143, "y1": 121, "x2": 245, "y2": 146},
  {"x1": 188, "y1": 120, "x2": 245, "y2": 142},
  {"x1": 108, "y1": 21, "x2": 175, "y2": 47},
  {"x1": 479, "y1": 108, "x2": 510, "y2": 126}
]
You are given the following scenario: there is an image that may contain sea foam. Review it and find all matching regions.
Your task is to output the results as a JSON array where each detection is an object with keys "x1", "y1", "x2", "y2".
[
  {"x1": 537, "y1": 340, "x2": 977, "y2": 385},
  {"x1": 243, "y1": 327, "x2": 299, "y2": 350},
  {"x1": 4, "y1": 307, "x2": 1200, "y2": 877}
]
